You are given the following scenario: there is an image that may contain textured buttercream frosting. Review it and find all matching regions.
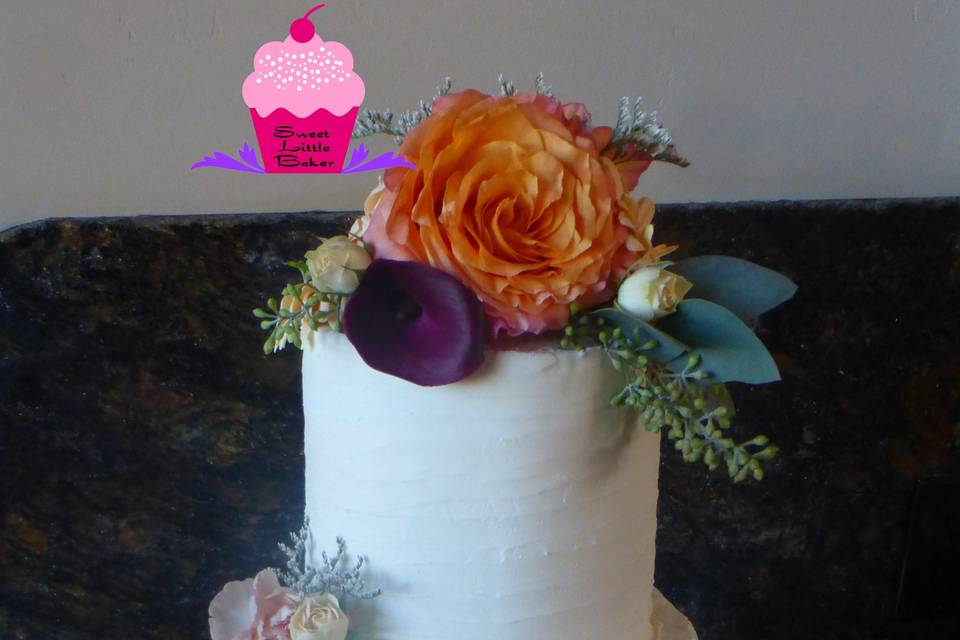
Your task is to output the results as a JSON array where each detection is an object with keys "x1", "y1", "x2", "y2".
[{"x1": 303, "y1": 330, "x2": 660, "y2": 640}]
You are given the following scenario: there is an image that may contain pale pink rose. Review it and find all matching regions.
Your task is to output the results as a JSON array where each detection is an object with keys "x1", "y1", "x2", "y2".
[{"x1": 209, "y1": 568, "x2": 298, "y2": 640}]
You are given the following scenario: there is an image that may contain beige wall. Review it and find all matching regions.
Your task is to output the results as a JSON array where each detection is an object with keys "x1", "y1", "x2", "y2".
[{"x1": 1, "y1": 0, "x2": 958, "y2": 231}]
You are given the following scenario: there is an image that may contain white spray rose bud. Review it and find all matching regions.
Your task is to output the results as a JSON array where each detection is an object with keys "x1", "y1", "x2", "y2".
[
  {"x1": 289, "y1": 593, "x2": 349, "y2": 640},
  {"x1": 617, "y1": 266, "x2": 693, "y2": 321},
  {"x1": 305, "y1": 236, "x2": 373, "y2": 294}
]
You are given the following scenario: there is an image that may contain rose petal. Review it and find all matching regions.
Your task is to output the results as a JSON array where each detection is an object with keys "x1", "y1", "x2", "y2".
[
  {"x1": 210, "y1": 569, "x2": 297, "y2": 640},
  {"x1": 209, "y1": 577, "x2": 258, "y2": 640}
]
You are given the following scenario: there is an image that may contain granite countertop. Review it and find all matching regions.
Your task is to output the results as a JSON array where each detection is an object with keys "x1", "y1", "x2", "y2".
[{"x1": 1, "y1": 199, "x2": 959, "y2": 639}]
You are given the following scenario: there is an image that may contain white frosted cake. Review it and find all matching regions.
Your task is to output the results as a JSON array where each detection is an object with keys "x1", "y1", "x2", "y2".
[
  {"x1": 209, "y1": 67, "x2": 794, "y2": 640},
  {"x1": 302, "y1": 331, "x2": 696, "y2": 640}
]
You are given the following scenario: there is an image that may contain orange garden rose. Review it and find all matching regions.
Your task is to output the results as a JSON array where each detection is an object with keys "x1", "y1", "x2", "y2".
[{"x1": 364, "y1": 90, "x2": 673, "y2": 335}]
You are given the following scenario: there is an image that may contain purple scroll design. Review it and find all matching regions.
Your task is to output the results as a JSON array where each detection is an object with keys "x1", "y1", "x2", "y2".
[
  {"x1": 191, "y1": 142, "x2": 266, "y2": 174},
  {"x1": 190, "y1": 142, "x2": 411, "y2": 174},
  {"x1": 342, "y1": 143, "x2": 414, "y2": 173}
]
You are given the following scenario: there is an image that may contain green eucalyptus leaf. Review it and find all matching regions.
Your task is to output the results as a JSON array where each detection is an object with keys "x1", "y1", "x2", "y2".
[
  {"x1": 590, "y1": 308, "x2": 688, "y2": 363},
  {"x1": 669, "y1": 255, "x2": 797, "y2": 322},
  {"x1": 658, "y1": 299, "x2": 781, "y2": 384}
]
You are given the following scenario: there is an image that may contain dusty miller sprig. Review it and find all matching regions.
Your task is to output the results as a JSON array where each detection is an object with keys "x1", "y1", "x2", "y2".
[
  {"x1": 353, "y1": 77, "x2": 453, "y2": 144},
  {"x1": 562, "y1": 313, "x2": 777, "y2": 482},
  {"x1": 606, "y1": 96, "x2": 689, "y2": 167},
  {"x1": 277, "y1": 517, "x2": 382, "y2": 601}
]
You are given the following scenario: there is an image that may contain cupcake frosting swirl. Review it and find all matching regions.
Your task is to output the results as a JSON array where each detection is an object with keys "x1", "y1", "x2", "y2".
[{"x1": 242, "y1": 34, "x2": 364, "y2": 118}]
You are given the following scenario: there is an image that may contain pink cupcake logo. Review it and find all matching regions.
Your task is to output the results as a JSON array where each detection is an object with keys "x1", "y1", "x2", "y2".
[
  {"x1": 192, "y1": 4, "x2": 408, "y2": 176},
  {"x1": 243, "y1": 4, "x2": 363, "y2": 173}
]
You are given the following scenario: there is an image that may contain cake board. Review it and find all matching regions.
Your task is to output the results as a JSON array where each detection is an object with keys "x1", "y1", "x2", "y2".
[{"x1": 651, "y1": 589, "x2": 699, "y2": 639}]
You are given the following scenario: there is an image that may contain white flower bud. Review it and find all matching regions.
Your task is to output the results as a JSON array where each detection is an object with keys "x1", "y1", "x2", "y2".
[
  {"x1": 617, "y1": 266, "x2": 692, "y2": 321},
  {"x1": 305, "y1": 236, "x2": 373, "y2": 294},
  {"x1": 289, "y1": 593, "x2": 349, "y2": 640}
]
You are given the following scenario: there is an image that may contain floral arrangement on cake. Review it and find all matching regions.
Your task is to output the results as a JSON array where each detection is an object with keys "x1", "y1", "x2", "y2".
[
  {"x1": 216, "y1": 74, "x2": 794, "y2": 639},
  {"x1": 254, "y1": 75, "x2": 794, "y2": 480},
  {"x1": 209, "y1": 521, "x2": 380, "y2": 640}
]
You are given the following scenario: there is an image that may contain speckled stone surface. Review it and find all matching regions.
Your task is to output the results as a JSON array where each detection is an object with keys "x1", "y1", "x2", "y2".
[{"x1": 1, "y1": 199, "x2": 959, "y2": 639}]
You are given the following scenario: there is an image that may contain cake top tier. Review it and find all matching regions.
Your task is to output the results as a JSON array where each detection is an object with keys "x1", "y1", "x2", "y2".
[{"x1": 242, "y1": 34, "x2": 364, "y2": 118}]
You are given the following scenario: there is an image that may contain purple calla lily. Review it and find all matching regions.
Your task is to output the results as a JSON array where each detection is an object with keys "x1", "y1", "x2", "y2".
[{"x1": 342, "y1": 259, "x2": 486, "y2": 386}]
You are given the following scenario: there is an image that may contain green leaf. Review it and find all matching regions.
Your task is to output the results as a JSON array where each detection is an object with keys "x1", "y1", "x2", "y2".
[
  {"x1": 253, "y1": 308, "x2": 273, "y2": 319},
  {"x1": 658, "y1": 299, "x2": 781, "y2": 384},
  {"x1": 591, "y1": 308, "x2": 688, "y2": 363},
  {"x1": 286, "y1": 260, "x2": 308, "y2": 272},
  {"x1": 263, "y1": 334, "x2": 276, "y2": 355},
  {"x1": 753, "y1": 445, "x2": 780, "y2": 461},
  {"x1": 668, "y1": 256, "x2": 797, "y2": 322}
]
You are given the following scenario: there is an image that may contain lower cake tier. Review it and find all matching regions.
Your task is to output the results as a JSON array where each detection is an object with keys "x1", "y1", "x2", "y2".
[{"x1": 302, "y1": 331, "x2": 661, "y2": 640}]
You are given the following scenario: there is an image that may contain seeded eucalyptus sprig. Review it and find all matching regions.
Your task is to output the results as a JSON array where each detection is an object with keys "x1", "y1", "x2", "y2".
[
  {"x1": 562, "y1": 312, "x2": 778, "y2": 482},
  {"x1": 253, "y1": 260, "x2": 346, "y2": 354}
]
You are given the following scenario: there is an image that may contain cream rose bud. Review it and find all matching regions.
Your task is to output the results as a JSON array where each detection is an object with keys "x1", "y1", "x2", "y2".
[
  {"x1": 305, "y1": 236, "x2": 373, "y2": 294},
  {"x1": 289, "y1": 593, "x2": 349, "y2": 640},
  {"x1": 617, "y1": 266, "x2": 693, "y2": 322}
]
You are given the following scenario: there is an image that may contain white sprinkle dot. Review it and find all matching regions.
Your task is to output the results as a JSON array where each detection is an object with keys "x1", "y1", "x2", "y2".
[
  {"x1": 320, "y1": 46, "x2": 325, "y2": 52},
  {"x1": 346, "y1": 73, "x2": 351, "y2": 78},
  {"x1": 256, "y1": 78, "x2": 262, "y2": 84},
  {"x1": 297, "y1": 85, "x2": 303, "y2": 91},
  {"x1": 265, "y1": 54, "x2": 271, "y2": 60},
  {"x1": 338, "y1": 77, "x2": 344, "y2": 82},
  {"x1": 323, "y1": 78, "x2": 329, "y2": 83}
]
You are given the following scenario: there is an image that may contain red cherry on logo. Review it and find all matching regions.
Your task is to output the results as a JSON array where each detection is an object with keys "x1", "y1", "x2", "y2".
[{"x1": 289, "y1": 17, "x2": 315, "y2": 43}]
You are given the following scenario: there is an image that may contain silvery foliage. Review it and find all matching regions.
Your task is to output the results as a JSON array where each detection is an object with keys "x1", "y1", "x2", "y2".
[
  {"x1": 352, "y1": 73, "x2": 686, "y2": 167},
  {"x1": 353, "y1": 74, "x2": 558, "y2": 143},
  {"x1": 609, "y1": 96, "x2": 689, "y2": 167},
  {"x1": 353, "y1": 77, "x2": 453, "y2": 144},
  {"x1": 277, "y1": 517, "x2": 382, "y2": 601}
]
